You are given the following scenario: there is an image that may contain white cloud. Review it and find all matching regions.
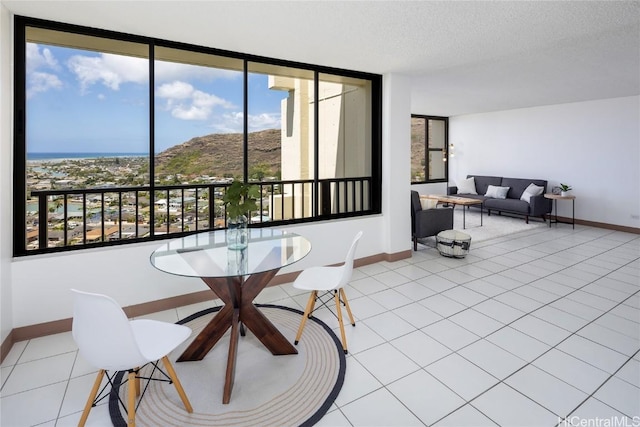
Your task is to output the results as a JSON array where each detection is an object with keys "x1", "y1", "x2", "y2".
[
  {"x1": 211, "y1": 112, "x2": 244, "y2": 133},
  {"x1": 67, "y1": 53, "x2": 148, "y2": 92},
  {"x1": 172, "y1": 105, "x2": 210, "y2": 120},
  {"x1": 156, "y1": 80, "x2": 236, "y2": 121},
  {"x1": 42, "y1": 49, "x2": 59, "y2": 69},
  {"x1": 27, "y1": 72, "x2": 63, "y2": 98},
  {"x1": 192, "y1": 90, "x2": 234, "y2": 109},
  {"x1": 26, "y1": 44, "x2": 60, "y2": 73},
  {"x1": 26, "y1": 44, "x2": 62, "y2": 97},
  {"x1": 211, "y1": 112, "x2": 281, "y2": 133},
  {"x1": 248, "y1": 112, "x2": 281, "y2": 130},
  {"x1": 156, "y1": 81, "x2": 194, "y2": 100}
]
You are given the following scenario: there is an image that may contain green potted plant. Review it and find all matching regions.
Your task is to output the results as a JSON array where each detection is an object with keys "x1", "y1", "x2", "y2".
[
  {"x1": 222, "y1": 181, "x2": 260, "y2": 250},
  {"x1": 559, "y1": 183, "x2": 572, "y2": 197}
]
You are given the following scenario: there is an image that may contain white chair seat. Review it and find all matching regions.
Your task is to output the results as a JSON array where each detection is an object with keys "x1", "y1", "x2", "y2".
[
  {"x1": 130, "y1": 319, "x2": 192, "y2": 361},
  {"x1": 293, "y1": 266, "x2": 344, "y2": 291}
]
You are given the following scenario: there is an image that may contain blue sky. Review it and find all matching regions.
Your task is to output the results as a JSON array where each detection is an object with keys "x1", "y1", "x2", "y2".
[{"x1": 26, "y1": 43, "x2": 285, "y2": 153}]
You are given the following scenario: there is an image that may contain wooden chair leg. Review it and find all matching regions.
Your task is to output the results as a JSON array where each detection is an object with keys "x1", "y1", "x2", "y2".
[
  {"x1": 340, "y1": 288, "x2": 356, "y2": 326},
  {"x1": 78, "y1": 369, "x2": 105, "y2": 427},
  {"x1": 161, "y1": 356, "x2": 193, "y2": 413},
  {"x1": 308, "y1": 290, "x2": 318, "y2": 314},
  {"x1": 334, "y1": 290, "x2": 348, "y2": 354},
  {"x1": 295, "y1": 291, "x2": 316, "y2": 345},
  {"x1": 127, "y1": 371, "x2": 137, "y2": 427},
  {"x1": 134, "y1": 367, "x2": 141, "y2": 397}
]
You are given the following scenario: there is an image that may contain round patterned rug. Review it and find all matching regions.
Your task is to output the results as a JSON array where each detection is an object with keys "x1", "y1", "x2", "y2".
[{"x1": 109, "y1": 304, "x2": 346, "y2": 426}]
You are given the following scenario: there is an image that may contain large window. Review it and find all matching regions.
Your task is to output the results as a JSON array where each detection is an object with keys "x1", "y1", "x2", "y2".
[
  {"x1": 13, "y1": 16, "x2": 382, "y2": 256},
  {"x1": 410, "y1": 115, "x2": 448, "y2": 184}
]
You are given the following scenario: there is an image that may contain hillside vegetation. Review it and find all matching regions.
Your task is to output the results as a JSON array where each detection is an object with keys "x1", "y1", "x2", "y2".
[
  {"x1": 411, "y1": 119, "x2": 425, "y2": 178},
  {"x1": 155, "y1": 129, "x2": 281, "y2": 179}
]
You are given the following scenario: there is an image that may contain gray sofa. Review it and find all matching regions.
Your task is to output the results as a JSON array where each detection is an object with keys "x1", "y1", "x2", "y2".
[{"x1": 448, "y1": 175, "x2": 552, "y2": 224}]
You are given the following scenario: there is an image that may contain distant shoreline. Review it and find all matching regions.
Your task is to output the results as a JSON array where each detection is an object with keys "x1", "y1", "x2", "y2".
[{"x1": 27, "y1": 152, "x2": 147, "y2": 161}]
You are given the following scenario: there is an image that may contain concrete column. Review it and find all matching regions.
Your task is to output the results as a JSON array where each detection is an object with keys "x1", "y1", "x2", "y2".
[{"x1": 382, "y1": 73, "x2": 412, "y2": 256}]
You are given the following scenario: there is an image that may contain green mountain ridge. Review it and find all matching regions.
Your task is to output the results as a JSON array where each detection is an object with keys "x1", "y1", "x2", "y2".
[{"x1": 155, "y1": 129, "x2": 281, "y2": 178}]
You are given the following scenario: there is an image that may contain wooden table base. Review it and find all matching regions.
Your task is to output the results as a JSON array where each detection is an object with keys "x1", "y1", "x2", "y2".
[{"x1": 176, "y1": 268, "x2": 297, "y2": 404}]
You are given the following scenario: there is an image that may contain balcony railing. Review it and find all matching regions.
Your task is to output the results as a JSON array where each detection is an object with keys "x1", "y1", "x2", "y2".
[{"x1": 25, "y1": 177, "x2": 372, "y2": 254}]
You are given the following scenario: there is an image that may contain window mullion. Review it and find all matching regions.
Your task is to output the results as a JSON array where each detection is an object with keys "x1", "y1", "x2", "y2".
[
  {"x1": 149, "y1": 42, "x2": 156, "y2": 237},
  {"x1": 313, "y1": 70, "x2": 319, "y2": 217},
  {"x1": 424, "y1": 118, "x2": 430, "y2": 181},
  {"x1": 243, "y1": 59, "x2": 249, "y2": 183}
]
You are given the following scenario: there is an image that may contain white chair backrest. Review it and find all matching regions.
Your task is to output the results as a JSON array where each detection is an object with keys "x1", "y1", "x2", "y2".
[
  {"x1": 71, "y1": 289, "x2": 148, "y2": 371},
  {"x1": 337, "y1": 231, "x2": 363, "y2": 287}
]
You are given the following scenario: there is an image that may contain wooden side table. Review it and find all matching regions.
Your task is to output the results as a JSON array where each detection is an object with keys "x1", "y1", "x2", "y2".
[{"x1": 544, "y1": 193, "x2": 575, "y2": 229}]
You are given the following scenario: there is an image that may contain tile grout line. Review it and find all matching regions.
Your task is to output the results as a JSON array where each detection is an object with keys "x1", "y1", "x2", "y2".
[{"x1": 556, "y1": 348, "x2": 640, "y2": 426}]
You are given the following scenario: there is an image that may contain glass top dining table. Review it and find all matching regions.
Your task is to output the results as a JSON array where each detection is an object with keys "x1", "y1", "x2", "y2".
[
  {"x1": 149, "y1": 228, "x2": 311, "y2": 404},
  {"x1": 150, "y1": 228, "x2": 312, "y2": 279}
]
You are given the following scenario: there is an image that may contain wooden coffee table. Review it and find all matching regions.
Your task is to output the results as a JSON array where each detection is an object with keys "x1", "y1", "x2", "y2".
[{"x1": 422, "y1": 195, "x2": 483, "y2": 229}]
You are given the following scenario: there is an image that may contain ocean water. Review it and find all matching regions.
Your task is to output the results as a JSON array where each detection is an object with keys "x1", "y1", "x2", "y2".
[{"x1": 27, "y1": 152, "x2": 147, "y2": 161}]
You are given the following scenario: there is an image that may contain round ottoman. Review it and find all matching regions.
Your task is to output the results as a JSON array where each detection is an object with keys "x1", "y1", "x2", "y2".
[{"x1": 436, "y1": 230, "x2": 471, "y2": 258}]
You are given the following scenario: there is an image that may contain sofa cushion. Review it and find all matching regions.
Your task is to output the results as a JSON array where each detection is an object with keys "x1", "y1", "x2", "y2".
[
  {"x1": 468, "y1": 175, "x2": 502, "y2": 196},
  {"x1": 501, "y1": 177, "x2": 547, "y2": 200},
  {"x1": 485, "y1": 185, "x2": 510, "y2": 199},
  {"x1": 520, "y1": 183, "x2": 545, "y2": 203},
  {"x1": 484, "y1": 197, "x2": 530, "y2": 214},
  {"x1": 456, "y1": 177, "x2": 477, "y2": 195}
]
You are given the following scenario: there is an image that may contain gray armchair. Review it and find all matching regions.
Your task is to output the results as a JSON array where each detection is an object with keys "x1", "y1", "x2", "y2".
[{"x1": 411, "y1": 191, "x2": 454, "y2": 251}]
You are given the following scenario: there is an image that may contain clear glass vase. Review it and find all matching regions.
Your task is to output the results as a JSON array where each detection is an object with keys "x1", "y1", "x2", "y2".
[{"x1": 226, "y1": 215, "x2": 248, "y2": 250}]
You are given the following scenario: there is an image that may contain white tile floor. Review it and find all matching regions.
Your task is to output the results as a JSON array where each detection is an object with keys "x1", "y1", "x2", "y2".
[{"x1": 1, "y1": 224, "x2": 639, "y2": 426}]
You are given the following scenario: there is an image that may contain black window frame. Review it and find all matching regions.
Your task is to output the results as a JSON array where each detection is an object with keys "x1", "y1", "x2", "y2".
[
  {"x1": 410, "y1": 115, "x2": 449, "y2": 185},
  {"x1": 12, "y1": 15, "x2": 382, "y2": 257}
]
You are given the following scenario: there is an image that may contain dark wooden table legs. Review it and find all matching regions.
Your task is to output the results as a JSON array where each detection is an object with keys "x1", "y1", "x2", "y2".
[{"x1": 176, "y1": 268, "x2": 297, "y2": 403}]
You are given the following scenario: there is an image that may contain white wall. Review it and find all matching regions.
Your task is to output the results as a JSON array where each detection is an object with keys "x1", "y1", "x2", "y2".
[
  {"x1": 6, "y1": 71, "x2": 412, "y2": 328},
  {"x1": 10, "y1": 216, "x2": 391, "y2": 327},
  {"x1": 449, "y1": 96, "x2": 640, "y2": 227},
  {"x1": 0, "y1": 4, "x2": 13, "y2": 344}
]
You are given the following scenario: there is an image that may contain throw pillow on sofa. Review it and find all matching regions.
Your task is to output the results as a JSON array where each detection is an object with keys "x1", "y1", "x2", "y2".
[
  {"x1": 485, "y1": 185, "x2": 510, "y2": 199},
  {"x1": 457, "y1": 177, "x2": 477, "y2": 195},
  {"x1": 520, "y1": 183, "x2": 545, "y2": 203}
]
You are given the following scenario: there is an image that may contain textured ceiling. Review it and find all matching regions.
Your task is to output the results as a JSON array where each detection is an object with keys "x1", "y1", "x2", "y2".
[{"x1": 3, "y1": 0, "x2": 639, "y2": 116}]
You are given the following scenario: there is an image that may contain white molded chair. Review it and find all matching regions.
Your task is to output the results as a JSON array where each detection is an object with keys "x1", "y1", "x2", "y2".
[
  {"x1": 294, "y1": 231, "x2": 362, "y2": 354},
  {"x1": 71, "y1": 289, "x2": 193, "y2": 427}
]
